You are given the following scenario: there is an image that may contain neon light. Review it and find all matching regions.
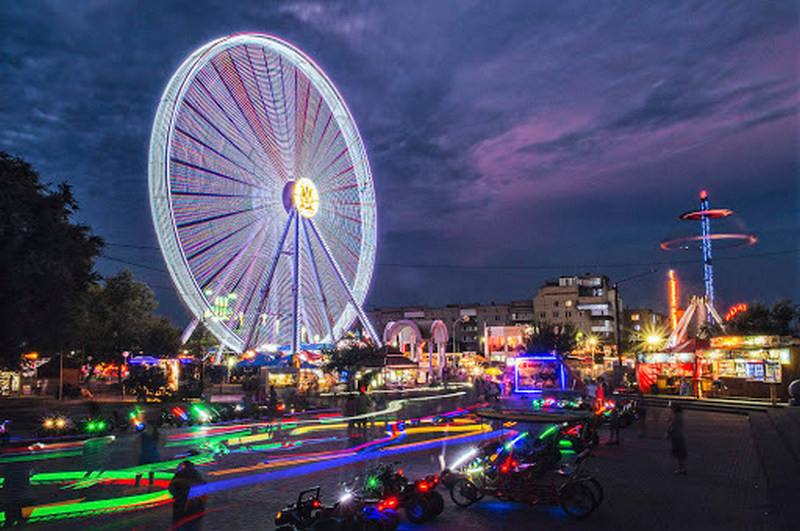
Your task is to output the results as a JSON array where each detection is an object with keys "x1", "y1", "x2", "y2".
[
  {"x1": 668, "y1": 269, "x2": 679, "y2": 330},
  {"x1": 725, "y1": 303, "x2": 747, "y2": 321},
  {"x1": 538, "y1": 425, "x2": 559, "y2": 439}
]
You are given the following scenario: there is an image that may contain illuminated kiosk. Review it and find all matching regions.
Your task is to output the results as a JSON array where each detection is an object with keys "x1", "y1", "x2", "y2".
[
  {"x1": 514, "y1": 354, "x2": 569, "y2": 394},
  {"x1": 382, "y1": 320, "x2": 449, "y2": 382},
  {"x1": 148, "y1": 34, "x2": 380, "y2": 357}
]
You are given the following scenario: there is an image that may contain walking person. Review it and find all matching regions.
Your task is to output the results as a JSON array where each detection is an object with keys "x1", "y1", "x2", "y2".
[
  {"x1": 607, "y1": 406, "x2": 621, "y2": 445},
  {"x1": 169, "y1": 460, "x2": 206, "y2": 530},
  {"x1": 667, "y1": 402, "x2": 688, "y2": 474},
  {"x1": 355, "y1": 386, "x2": 371, "y2": 439},
  {"x1": 1, "y1": 451, "x2": 34, "y2": 526}
]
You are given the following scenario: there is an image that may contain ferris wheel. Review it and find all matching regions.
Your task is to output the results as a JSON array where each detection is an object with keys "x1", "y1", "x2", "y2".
[{"x1": 148, "y1": 34, "x2": 379, "y2": 354}]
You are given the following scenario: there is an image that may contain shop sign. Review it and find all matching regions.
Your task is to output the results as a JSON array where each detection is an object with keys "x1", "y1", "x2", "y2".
[{"x1": 709, "y1": 336, "x2": 779, "y2": 349}]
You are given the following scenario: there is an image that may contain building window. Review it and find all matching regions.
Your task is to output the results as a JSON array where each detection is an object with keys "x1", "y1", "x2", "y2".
[
  {"x1": 634, "y1": 324, "x2": 641, "y2": 331},
  {"x1": 593, "y1": 288, "x2": 603, "y2": 297},
  {"x1": 565, "y1": 311, "x2": 572, "y2": 318},
  {"x1": 552, "y1": 301, "x2": 559, "y2": 307},
  {"x1": 631, "y1": 314, "x2": 640, "y2": 321},
  {"x1": 540, "y1": 312, "x2": 547, "y2": 318},
  {"x1": 553, "y1": 312, "x2": 559, "y2": 318}
]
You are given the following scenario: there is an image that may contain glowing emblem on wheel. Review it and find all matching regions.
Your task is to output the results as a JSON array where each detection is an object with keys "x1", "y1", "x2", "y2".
[{"x1": 293, "y1": 178, "x2": 319, "y2": 218}]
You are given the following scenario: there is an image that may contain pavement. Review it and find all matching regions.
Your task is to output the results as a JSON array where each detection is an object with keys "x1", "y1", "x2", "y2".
[{"x1": 2, "y1": 396, "x2": 796, "y2": 531}]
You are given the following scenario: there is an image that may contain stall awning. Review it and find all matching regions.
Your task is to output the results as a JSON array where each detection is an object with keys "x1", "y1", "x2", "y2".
[{"x1": 669, "y1": 338, "x2": 708, "y2": 354}]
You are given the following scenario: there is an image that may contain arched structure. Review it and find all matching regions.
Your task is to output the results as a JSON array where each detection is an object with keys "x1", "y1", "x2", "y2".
[{"x1": 382, "y1": 320, "x2": 449, "y2": 382}]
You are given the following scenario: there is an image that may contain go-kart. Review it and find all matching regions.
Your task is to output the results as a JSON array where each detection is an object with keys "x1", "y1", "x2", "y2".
[
  {"x1": 358, "y1": 462, "x2": 444, "y2": 524},
  {"x1": 35, "y1": 413, "x2": 77, "y2": 436},
  {"x1": 275, "y1": 486, "x2": 398, "y2": 531}
]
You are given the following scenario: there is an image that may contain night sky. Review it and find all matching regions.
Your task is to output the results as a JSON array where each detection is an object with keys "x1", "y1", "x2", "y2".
[{"x1": 1, "y1": 1, "x2": 798, "y2": 327}]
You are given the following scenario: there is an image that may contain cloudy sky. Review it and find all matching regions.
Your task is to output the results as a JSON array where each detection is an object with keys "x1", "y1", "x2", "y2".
[{"x1": 2, "y1": 0, "x2": 798, "y2": 325}]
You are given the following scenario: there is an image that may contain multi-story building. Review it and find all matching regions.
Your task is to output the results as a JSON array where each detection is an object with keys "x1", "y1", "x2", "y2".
[
  {"x1": 623, "y1": 308, "x2": 669, "y2": 345},
  {"x1": 532, "y1": 274, "x2": 620, "y2": 343},
  {"x1": 368, "y1": 274, "x2": 629, "y2": 354},
  {"x1": 368, "y1": 303, "x2": 516, "y2": 354}
]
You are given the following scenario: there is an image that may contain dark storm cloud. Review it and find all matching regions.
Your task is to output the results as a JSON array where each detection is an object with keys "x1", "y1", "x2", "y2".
[{"x1": 0, "y1": 0, "x2": 797, "y2": 321}]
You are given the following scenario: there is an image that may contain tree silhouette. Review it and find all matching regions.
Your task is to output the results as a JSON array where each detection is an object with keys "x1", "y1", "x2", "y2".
[
  {"x1": 524, "y1": 323, "x2": 578, "y2": 355},
  {"x1": 0, "y1": 152, "x2": 103, "y2": 367}
]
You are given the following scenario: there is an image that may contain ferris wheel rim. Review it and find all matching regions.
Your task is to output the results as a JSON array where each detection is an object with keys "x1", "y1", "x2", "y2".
[{"x1": 148, "y1": 33, "x2": 377, "y2": 353}]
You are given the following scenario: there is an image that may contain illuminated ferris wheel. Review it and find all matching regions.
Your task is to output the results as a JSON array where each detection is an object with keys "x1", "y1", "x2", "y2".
[{"x1": 149, "y1": 34, "x2": 379, "y2": 353}]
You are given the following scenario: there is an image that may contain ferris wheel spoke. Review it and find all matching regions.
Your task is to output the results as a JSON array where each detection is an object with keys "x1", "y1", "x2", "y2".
[
  {"x1": 171, "y1": 157, "x2": 261, "y2": 190},
  {"x1": 316, "y1": 223, "x2": 359, "y2": 276},
  {"x1": 172, "y1": 190, "x2": 251, "y2": 199},
  {"x1": 244, "y1": 211, "x2": 296, "y2": 350},
  {"x1": 307, "y1": 219, "x2": 380, "y2": 344},
  {"x1": 173, "y1": 125, "x2": 266, "y2": 186},
  {"x1": 199, "y1": 219, "x2": 270, "y2": 294},
  {"x1": 185, "y1": 218, "x2": 259, "y2": 262},
  {"x1": 182, "y1": 96, "x2": 275, "y2": 183},
  {"x1": 232, "y1": 48, "x2": 294, "y2": 178},
  {"x1": 175, "y1": 203, "x2": 268, "y2": 229},
  {"x1": 209, "y1": 55, "x2": 290, "y2": 182},
  {"x1": 301, "y1": 217, "x2": 335, "y2": 343}
]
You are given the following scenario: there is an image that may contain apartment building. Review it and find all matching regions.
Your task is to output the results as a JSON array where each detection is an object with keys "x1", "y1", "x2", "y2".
[{"x1": 532, "y1": 274, "x2": 620, "y2": 341}]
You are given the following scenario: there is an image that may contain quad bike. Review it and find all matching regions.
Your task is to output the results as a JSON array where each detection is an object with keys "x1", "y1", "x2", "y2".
[
  {"x1": 275, "y1": 486, "x2": 398, "y2": 531},
  {"x1": 358, "y1": 462, "x2": 444, "y2": 524}
]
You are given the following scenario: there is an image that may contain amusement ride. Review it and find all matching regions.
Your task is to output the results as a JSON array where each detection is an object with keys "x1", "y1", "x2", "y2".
[{"x1": 148, "y1": 34, "x2": 380, "y2": 355}]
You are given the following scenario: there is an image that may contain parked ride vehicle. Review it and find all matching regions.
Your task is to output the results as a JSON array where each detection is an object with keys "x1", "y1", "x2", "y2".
[
  {"x1": 441, "y1": 410, "x2": 603, "y2": 519},
  {"x1": 274, "y1": 486, "x2": 398, "y2": 531},
  {"x1": 357, "y1": 462, "x2": 444, "y2": 524}
]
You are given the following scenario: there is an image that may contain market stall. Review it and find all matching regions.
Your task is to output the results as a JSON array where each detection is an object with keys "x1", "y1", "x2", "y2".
[{"x1": 697, "y1": 336, "x2": 800, "y2": 399}]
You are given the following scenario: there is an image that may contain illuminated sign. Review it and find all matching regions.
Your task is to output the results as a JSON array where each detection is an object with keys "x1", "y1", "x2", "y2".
[
  {"x1": 724, "y1": 303, "x2": 747, "y2": 322},
  {"x1": 709, "y1": 335, "x2": 780, "y2": 349},
  {"x1": 514, "y1": 355, "x2": 564, "y2": 393},
  {"x1": 293, "y1": 178, "x2": 319, "y2": 218}
]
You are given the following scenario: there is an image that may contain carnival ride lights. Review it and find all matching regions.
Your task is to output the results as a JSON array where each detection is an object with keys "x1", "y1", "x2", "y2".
[
  {"x1": 661, "y1": 190, "x2": 756, "y2": 320},
  {"x1": 668, "y1": 269, "x2": 679, "y2": 331},
  {"x1": 725, "y1": 303, "x2": 748, "y2": 322}
]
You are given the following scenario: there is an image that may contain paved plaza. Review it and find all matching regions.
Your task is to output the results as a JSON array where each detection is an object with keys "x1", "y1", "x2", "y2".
[{"x1": 12, "y1": 404, "x2": 797, "y2": 531}]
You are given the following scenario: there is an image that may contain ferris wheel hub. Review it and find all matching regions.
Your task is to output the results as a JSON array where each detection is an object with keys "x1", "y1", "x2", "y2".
[{"x1": 282, "y1": 179, "x2": 320, "y2": 218}]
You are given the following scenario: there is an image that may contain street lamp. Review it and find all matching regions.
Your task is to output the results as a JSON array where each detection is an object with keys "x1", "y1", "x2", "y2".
[
  {"x1": 646, "y1": 334, "x2": 662, "y2": 349},
  {"x1": 451, "y1": 316, "x2": 469, "y2": 354},
  {"x1": 613, "y1": 269, "x2": 657, "y2": 374}
]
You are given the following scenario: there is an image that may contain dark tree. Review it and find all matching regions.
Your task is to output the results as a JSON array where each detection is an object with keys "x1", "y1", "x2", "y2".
[
  {"x1": 769, "y1": 300, "x2": 797, "y2": 336},
  {"x1": 0, "y1": 152, "x2": 103, "y2": 367},
  {"x1": 73, "y1": 269, "x2": 173, "y2": 364},
  {"x1": 142, "y1": 315, "x2": 182, "y2": 355},
  {"x1": 322, "y1": 341, "x2": 379, "y2": 387},
  {"x1": 728, "y1": 300, "x2": 798, "y2": 336},
  {"x1": 524, "y1": 323, "x2": 578, "y2": 355},
  {"x1": 184, "y1": 321, "x2": 219, "y2": 358}
]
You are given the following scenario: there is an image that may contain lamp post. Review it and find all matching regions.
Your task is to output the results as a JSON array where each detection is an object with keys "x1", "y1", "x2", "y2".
[
  {"x1": 612, "y1": 269, "x2": 657, "y2": 377},
  {"x1": 451, "y1": 316, "x2": 468, "y2": 355}
]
